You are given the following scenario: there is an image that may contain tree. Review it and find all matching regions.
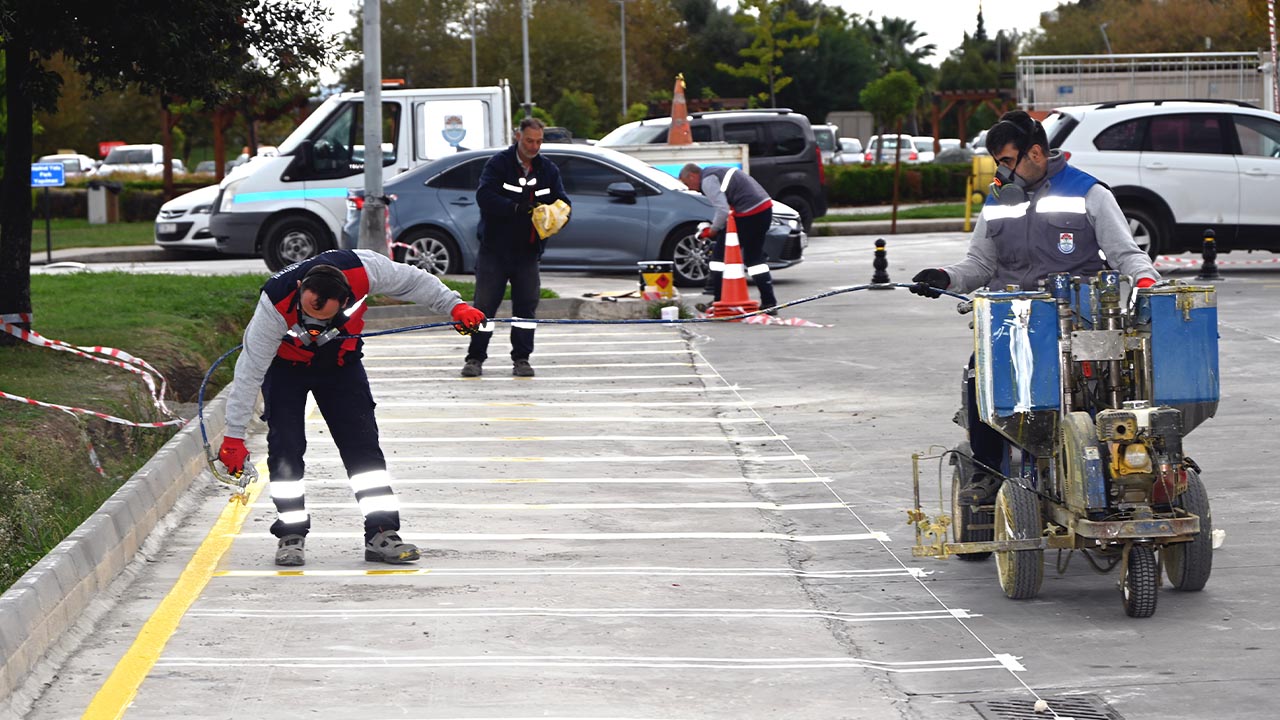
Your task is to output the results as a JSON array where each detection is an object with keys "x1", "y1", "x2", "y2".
[
  {"x1": 715, "y1": 0, "x2": 819, "y2": 107},
  {"x1": 775, "y1": 3, "x2": 878, "y2": 124},
  {"x1": 551, "y1": 89, "x2": 602, "y2": 139},
  {"x1": 1024, "y1": 0, "x2": 1267, "y2": 56},
  {"x1": 860, "y1": 70, "x2": 923, "y2": 231},
  {"x1": 1, "y1": 1, "x2": 334, "y2": 339}
]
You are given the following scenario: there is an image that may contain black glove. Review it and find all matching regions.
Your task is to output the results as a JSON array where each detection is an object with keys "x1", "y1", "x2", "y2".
[
  {"x1": 909, "y1": 268, "x2": 950, "y2": 299},
  {"x1": 514, "y1": 197, "x2": 532, "y2": 216}
]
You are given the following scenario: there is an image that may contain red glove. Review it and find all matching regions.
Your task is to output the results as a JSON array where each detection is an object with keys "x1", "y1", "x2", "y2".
[
  {"x1": 451, "y1": 303, "x2": 486, "y2": 336},
  {"x1": 698, "y1": 225, "x2": 716, "y2": 240},
  {"x1": 218, "y1": 437, "x2": 248, "y2": 475},
  {"x1": 1136, "y1": 277, "x2": 1157, "y2": 289}
]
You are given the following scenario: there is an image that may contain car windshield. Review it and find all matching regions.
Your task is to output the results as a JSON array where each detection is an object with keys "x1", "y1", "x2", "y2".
[
  {"x1": 597, "y1": 121, "x2": 670, "y2": 146},
  {"x1": 814, "y1": 130, "x2": 836, "y2": 153},
  {"x1": 104, "y1": 148, "x2": 155, "y2": 164},
  {"x1": 914, "y1": 139, "x2": 933, "y2": 151}
]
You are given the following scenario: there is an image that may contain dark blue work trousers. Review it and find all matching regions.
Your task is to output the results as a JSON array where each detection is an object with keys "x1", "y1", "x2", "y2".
[
  {"x1": 261, "y1": 356, "x2": 398, "y2": 541},
  {"x1": 466, "y1": 250, "x2": 541, "y2": 363}
]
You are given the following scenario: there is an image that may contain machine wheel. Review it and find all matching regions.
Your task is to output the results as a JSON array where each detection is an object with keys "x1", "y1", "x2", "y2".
[
  {"x1": 664, "y1": 224, "x2": 709, "y2": 288},
  {"x1": 1164, "y1": 469, "x2": 1213, "y2": 591},
  {"x1": 1122, "y1": 544, "x2": 1159, "y2": 618},
  {"x1": 263, "y1": 215, "x2": 332, "y2": 272},
  {"x1": 951, "y1": 463, "x2": 992, "y2": 561},
  {"x1": 396, "y1": 227, "x2": 460, "y2": 276},
  {"x1": 994, "y1": 480, "x2": 1044, "y2": 599}
]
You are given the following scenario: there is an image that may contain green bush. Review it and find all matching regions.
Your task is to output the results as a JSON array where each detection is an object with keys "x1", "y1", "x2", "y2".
[
  {"x1": 31, "y1": 180, "x2": 212, "y2": 222},
  {"x1": 826, "y1": 163, "x2": 969, "y2": 206}
]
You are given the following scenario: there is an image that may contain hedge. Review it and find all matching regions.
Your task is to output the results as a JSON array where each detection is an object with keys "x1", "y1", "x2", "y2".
[
  {"x1": 29, "y1": 177, "x2": 213, "y2": 223},
  {"x1": 826, "y1": 162, "x2": 969, "y2": 206}
]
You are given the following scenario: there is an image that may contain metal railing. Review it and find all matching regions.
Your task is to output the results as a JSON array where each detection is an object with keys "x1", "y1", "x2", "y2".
[{"x1": 1017, "y1": 52, "x2": 1268, "y2": 111}]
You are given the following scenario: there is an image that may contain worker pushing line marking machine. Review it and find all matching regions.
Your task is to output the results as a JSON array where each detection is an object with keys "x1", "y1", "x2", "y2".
[{"x1": 908, "y1": 270, "x2": 1218, "y2": 618}]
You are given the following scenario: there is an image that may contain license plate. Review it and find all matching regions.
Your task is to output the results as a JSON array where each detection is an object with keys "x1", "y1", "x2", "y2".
[{"x1": 158, "y1": 223, "x2": 177, "y2": 234}]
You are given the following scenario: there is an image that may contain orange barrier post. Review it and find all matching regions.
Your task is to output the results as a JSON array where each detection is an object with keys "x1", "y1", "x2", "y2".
[
  {"x1": 667, "y1": 73, "x2": 693, "y2": 145},
  {"x1": 709, "y1": 216, "x2": 759, "y2": 319}
]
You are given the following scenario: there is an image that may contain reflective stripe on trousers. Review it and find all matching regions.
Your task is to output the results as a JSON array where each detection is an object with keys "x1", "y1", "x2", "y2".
[{"x1": 703, "y1": 208, "x2": 777, "y2": 309}]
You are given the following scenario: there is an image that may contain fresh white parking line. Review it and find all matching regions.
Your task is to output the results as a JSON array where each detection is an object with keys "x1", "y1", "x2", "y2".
[
  {"x1": 364, "y1": 339, "x2": 687, "y2": 349},
  {"x1": 354, "y1": 363, "x2": 698, "y2": 371},
  {"x1": 235, "y1": 531, "x2": 889, "y2": 542},
  {"x1": 187, "y1": 607, "x2": 976, "y2": 623},
  {"x1": 250, "y1": 501, "x2": 840, "y2": 511},
  {"x1": 370, "y1": 435, "x2": 786, "y2": 444},
  {"x1": 350, "y1": 417, "x2": 765, "y2": 425},
  {"x1": 296, "y1": 476, "x2": 829, "y2": 485},
  {"x1": 373, "y1": 400, "x2": 750, "y2": 407},
  {"x1": 365, "y1": 349, "x2": 696, "y2": 360},
  {"x1": 212, "y1": 565, "x2": 929, "y2": 579},
  {"x1": 302, "y1": 454, "x2": 807, "y2": 464}
]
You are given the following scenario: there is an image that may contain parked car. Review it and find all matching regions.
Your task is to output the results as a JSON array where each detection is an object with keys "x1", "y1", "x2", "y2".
[
  {"x1": 1045, "y1": 99, "x2": 1280, "y2": 256},
  {"x1": 95, "y1": 143, "x2": 172, "y2": 177},
  {"x1": 968, "y1": 129, "x2": 990, "y2": 155},
  {"x1": 36, "y1": 152, "x2": 97, "y2": 176},
  {"x1": 339, "y1": 144, "x2": 806, "y2": 288},
  {"x1": 836, "y1": 137, "x2": 863, "y2": 164},
  {"x1": 154, "y1": 184, "x2": 220, "y2": 253},
  {"x1": 911, "y1": 136, "x2": 938, "y2": 163},
  {"x1": 193, "y1": 160, "x2": 218, "y2": 174},
  {"x1": 863, "y1": 134, "x2": 917, "y2": 163},
  {"x1": 598, "y1": 109, "x2": 827, "y2": 231},
  {"x1": 813, "y1": 123, "x2": 840, "y2": 164}
]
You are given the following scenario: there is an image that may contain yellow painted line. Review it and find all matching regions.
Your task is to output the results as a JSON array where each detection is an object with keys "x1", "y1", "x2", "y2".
[{"x1": 81, "y1": 470, "x2": 267, "y2": 719}]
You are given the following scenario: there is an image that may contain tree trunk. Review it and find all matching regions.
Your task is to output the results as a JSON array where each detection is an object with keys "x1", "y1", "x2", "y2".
[
  {"x1": 0, "y1": 39, "x2": 36, "y2": 344},
  {"x1": 161, "y1": 97, "x2": 174, "y2": 201}
]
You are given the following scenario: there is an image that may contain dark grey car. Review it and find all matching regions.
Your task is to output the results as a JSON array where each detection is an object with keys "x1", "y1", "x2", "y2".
[{"x1": 341, "y1": 144, "x2": 805, "y2": 287}]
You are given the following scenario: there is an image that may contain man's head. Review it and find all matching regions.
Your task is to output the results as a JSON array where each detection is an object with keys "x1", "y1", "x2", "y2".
[
  {"x1": 516, "y1": 117, "x2": 545, "y2": 163},
  {"x1": 677, "y1": 163, "x2": 703, "y2": 192},
  {"x1": 295, "y1": 264, "x2": 351, "y2": 321},
  {"x1": 986, "y1": 110, "x2": 1050, "y2": 186}
]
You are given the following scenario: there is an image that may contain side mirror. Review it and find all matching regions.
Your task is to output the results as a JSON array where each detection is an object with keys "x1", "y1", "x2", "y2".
[{"x1": 606, "y1": 181, "x2": 637, "y2": 202}]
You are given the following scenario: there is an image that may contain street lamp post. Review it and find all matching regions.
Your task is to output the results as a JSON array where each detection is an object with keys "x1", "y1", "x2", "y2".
[
  {"x1": 521, "y1": 0, "x2": 533, "y2": 118},
  {"x1": 617, "y1": 0, "x2": 630, "y2": 118},
  {"x1": 469, "y1": 8, "x2": 477, "y2": 86}
]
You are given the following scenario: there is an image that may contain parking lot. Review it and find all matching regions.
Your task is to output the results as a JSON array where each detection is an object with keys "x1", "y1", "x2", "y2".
[{"x1": 13, "y1": 232, "x2": 1280, "y2": 720}]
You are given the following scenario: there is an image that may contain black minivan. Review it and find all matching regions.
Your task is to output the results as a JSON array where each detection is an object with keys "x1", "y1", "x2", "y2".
[{"x1": 598, "y1": 109, "x2": 828, "y2": 231}]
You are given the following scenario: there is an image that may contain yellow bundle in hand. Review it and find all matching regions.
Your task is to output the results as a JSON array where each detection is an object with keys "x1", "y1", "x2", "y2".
[{"x1": 532, "y1": 199, "x2": 572, "y2": 240}]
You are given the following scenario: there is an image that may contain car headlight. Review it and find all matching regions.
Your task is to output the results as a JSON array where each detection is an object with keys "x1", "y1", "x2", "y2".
[
  {"x1": 219, "y1": 179, "x2": 244, "y2": 213},
  {"x1": 191, "y1": 204, "x2": 212, "y2": 215}
]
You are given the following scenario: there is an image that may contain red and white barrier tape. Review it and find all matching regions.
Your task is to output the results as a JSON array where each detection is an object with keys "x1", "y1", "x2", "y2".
[
  {"x1": 0, "y1": 317, "x2": 185, "y2": 428},
  {"x1": 1155, "y1": 255, "x2": 1280, "y2": 267}
]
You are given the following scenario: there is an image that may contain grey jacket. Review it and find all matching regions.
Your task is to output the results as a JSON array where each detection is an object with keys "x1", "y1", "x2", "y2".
[
  {"x1": 944, "y1": 154, "x2": 1158, "y2": 294},
  {"x1": 223, "y1": 250, "x2": 463, "y2": 439},
  {"x1": 699, "y1": 166, "x2": 772, "y2": 232}
]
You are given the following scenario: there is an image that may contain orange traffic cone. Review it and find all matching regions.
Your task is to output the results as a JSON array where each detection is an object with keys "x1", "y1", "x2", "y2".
[
  {"x1": 667, "y1": 73, "x2": 692, "y2": 145},
  {"x1": 709, "y1": 216, "x2": 759, "y2": 319}
]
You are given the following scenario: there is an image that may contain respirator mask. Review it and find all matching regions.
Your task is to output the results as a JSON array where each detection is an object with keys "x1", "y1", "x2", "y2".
[
  {"x1": 292, "y1": 311, "x2": 345, "y2": 347},
  {"x1": 989, "y1": 159, "x2": 1030, "y2": 206}
]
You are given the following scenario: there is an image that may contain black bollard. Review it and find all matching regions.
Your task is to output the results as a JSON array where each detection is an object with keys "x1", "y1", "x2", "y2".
[
  {"x1": 1195, "y1": 228, "x2": 1223, "y2": 282},
  {"x1": 870, "y1": 238, "x2": 892, "y2": 288}
]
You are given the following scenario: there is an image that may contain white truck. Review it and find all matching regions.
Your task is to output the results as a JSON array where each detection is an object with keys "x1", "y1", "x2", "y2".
[{"x1": 211, "y1": 83, "x2": 512, "y2": 271}]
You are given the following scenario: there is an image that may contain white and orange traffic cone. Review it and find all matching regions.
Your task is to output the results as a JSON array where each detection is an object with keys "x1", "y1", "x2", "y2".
[
  {"x1": 709, "y1": 216, "x2": 759, "y2": 319},
  {"x1": 667, "y1": 73, "x2": 692, "y2": 145}
]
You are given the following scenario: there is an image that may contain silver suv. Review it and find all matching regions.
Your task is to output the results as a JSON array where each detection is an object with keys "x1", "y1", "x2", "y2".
[{"x1": 1045, "y1": 99, "x2": 1280, "y2": 256}]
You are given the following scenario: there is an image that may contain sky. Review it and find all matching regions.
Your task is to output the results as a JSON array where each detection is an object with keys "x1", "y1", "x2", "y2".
[{"x1": 316, "y1": 0, "x2": 1064, "y2": 85}]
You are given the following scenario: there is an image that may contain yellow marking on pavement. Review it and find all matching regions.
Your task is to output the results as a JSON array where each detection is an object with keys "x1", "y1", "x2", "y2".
[{"x1": 81, "y1": 469, "x2": 267, "y2": 719}]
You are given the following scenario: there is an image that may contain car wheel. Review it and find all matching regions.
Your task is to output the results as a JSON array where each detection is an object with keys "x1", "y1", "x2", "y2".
[
  {"x1": 1124, "y1": 206, "x2": 1164, "y2": 259},
  {"x1": 396, "y1": 228, "x2": 460, "y2": 276},
  {"x1": 778, "y1": 193, "x2": 814, "y2": 233},
  {"x1": 263, "y1": 215, "x2": 332, "y2": 272},
  {"x1": 664, "y1": 224, "x2": 710, "y2": 288}
]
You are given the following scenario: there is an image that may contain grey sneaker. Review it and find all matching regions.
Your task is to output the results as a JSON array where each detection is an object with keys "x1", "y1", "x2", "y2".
[
  {"x1": 460, "y1": 359, "x2": 483, "y2": 377},
  {"x1": 275, "y1": 535, "x2": 305, "y2": 567},
  {"x1": 365, "y1": 530, "x2": 420, "y2": 564},
  {"x1": 513, "y1": 359, "x2": 535, "y2": 377}
]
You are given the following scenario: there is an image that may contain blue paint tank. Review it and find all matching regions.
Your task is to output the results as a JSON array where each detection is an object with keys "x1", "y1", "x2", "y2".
[
  {"x1": 1135, "y1": 286, "x2": 1220, "y2": 433},
  {"x1": 974, "y1": 291, "x2": 1062, "y2": 457}
]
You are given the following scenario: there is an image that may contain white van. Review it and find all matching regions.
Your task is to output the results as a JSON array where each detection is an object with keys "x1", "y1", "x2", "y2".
[{"x1": 210, "y1": 83, "x2": 512, "y2": 271}]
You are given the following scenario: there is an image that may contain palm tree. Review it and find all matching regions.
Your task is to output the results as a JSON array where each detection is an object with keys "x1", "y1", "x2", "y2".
[{"x1": 864, "y1": 16, "x2": 936, "y2": 74}]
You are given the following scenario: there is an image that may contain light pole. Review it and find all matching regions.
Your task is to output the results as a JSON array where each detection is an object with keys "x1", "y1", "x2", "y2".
[
  {"x1": 616, "y1": 0, "x2": 631, "y2": 118},
  {"x1": 469, "y1": 8, "x2": 477, "y2": 86},
  {"x1": 521, "y1": 0, "x2": 533, "y2": 118}
]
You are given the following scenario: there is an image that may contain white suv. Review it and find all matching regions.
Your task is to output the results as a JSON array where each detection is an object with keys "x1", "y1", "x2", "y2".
[{"x1": 1044, "y1": 99, "x2": 1280, "y2": 256}]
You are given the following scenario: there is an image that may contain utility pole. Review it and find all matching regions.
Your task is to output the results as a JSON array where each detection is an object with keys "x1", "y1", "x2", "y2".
[
  {"x1": 616, "y1": 0, "x2": 631, "y2": 118},
  {"x1": 469, "y1": 8, "x2": 478, "y2": 86},
  {"x1": 358, "y1": 0, "x2": 386, "y2": 254},
  {"x1": 521, "y1": 0, "x2": 533, "y2": 118}
]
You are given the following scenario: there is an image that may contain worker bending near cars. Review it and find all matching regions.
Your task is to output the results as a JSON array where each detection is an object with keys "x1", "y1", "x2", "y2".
[
  {"x1": 218, "y1": 249, "x2": 485, "y2": 566},
  {"x1": 461, "y1": 117, "x2": 571, "y2": 378},
  {"x1": 909, "y1": 110, "x2": 1159, "y2": 507},
  {"x1": 678, "y1": 163, "x2": 779, "y2": 313}
]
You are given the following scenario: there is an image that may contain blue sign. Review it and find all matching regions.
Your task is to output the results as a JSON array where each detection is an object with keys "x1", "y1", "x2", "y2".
[
  {"x1": 31, "y1": 163, "x2": 66, "y2": 187},
  {"x1": 1058, "y1": 85, "x2": 1074, "y2": 95}
]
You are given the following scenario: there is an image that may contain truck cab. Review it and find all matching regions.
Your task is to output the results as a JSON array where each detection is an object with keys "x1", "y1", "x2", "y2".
[{"x1": 211, "y1": 83, "x2": 512, "y2": 271}]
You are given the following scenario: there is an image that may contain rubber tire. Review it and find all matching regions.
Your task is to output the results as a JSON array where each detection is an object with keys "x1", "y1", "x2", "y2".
[
  {"x1": 994, "y1": 480, "x2": 1044, "y2": 600},
  {"x1": 263, "y1": 215, "x2": 332, "y2": 272},
  {"x1": 664, "y1": 224, "x2": 709, "y2": 288},
  {"x1": 1164, "y1": 469, "x2": 1213, "y2": 591},
  {"x1": 1122, "y1": 544, "x2": 1159, "y2": 618},
  {"x1": 396, "y1": 227, "x2": 460, "y2": 276},
  {"x1": 778, "y1": 193, "x2": 814, "y2": 233},
  {"x1": 1123, "y1": 205, "x2": 1164, "y2": 259},
  {"x1": 951, "y1": 463, "x2": 993, "y2": 561}
]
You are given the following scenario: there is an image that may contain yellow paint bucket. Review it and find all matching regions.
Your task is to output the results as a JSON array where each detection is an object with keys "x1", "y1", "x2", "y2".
[{"x1": 638, "y1": 261, "x2": 675, "y2": 299}]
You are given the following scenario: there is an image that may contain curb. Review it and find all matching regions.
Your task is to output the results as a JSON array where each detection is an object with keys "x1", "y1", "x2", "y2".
[
  {"x1": 0, "y1": 391, "x2": 229, "y2": 701},
  {"x1": 811, "y1": 218, "x2": 965, "y2": 236}
]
